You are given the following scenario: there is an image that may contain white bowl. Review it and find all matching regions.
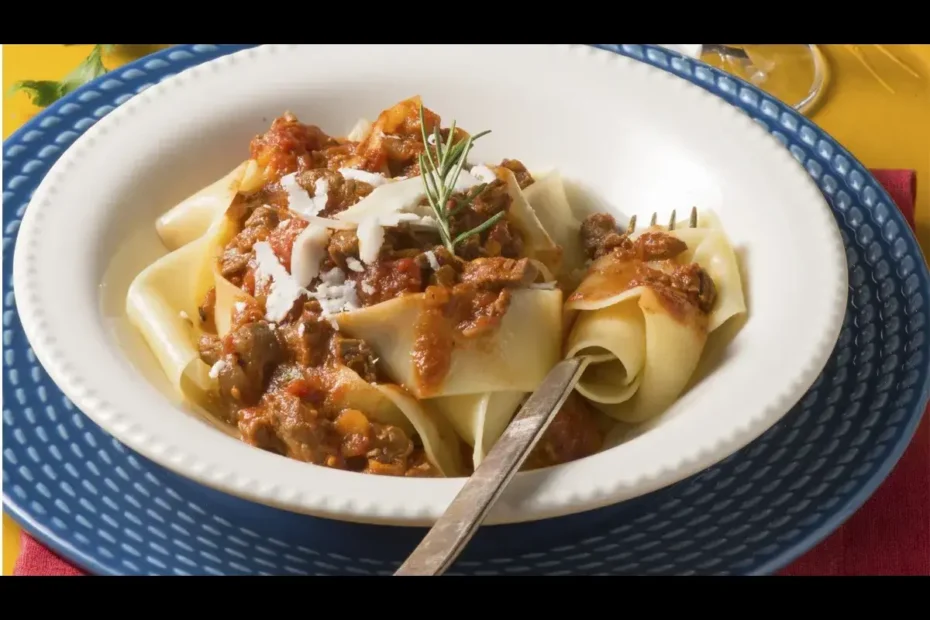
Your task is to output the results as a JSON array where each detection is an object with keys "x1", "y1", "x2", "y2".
[{"x1": 12, "y1": 44, "x2": 847, "y2": 526}]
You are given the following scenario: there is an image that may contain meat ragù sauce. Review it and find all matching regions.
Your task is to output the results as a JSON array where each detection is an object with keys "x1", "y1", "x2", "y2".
[
  {"x1": 573, "y1": 213, "x2": 717, "y2": 325},
  {"x1": 194, "y1": 98, "x2": 608, "y2": 477}
]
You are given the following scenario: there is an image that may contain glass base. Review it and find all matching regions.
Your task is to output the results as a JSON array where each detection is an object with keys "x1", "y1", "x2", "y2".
[{"x1": 700, "y1": 44, "x2": 830, "y2": 116}]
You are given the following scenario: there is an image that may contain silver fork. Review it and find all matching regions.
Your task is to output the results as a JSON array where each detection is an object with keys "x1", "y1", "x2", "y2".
[{"x1": 394, "y1": 207, "x2": 699, "y2": 576}]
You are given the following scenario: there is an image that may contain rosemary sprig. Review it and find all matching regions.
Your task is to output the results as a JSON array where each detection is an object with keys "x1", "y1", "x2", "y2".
[{"x1": 417, "y1": 105, "x2": 506, "y2": 256}]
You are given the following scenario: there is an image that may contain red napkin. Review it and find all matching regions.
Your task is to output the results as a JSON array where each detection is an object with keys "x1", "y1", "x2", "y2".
[
  {"x1": 11, "y1": 170, "x2": 927, "y2": 577},
  {"x1": 779, "y1": 169, "x2": 930, "y2": 576}
]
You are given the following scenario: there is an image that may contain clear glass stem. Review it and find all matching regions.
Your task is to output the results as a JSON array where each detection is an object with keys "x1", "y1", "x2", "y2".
[{"x1": 700, "y1": 44, "x2": 830, "y2": 116}]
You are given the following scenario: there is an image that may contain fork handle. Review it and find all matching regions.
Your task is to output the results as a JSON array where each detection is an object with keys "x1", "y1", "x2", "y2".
[{"x1": 394, "y1": 357, "x2": 589, "y2": 576}]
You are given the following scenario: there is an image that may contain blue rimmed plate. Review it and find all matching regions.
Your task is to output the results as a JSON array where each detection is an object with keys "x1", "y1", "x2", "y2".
[{"x1": 3, "y1": 43, "x2": 929, "y2": 575}]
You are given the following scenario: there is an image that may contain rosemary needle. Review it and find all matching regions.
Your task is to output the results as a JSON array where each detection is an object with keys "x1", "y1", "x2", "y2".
[{"x1": 417, "y1": 105, "x2": 505, "y2": 256}]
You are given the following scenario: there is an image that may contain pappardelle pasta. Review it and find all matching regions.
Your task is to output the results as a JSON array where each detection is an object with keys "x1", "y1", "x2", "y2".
[{"x1": 126, "y1": 96, "x2": 747, "y2": 479}]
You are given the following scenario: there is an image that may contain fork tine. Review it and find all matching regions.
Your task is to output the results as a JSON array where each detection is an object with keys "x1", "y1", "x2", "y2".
[
  {"x1": 629, "y1": 207, "x2": 699, "y2": 234},
  {"x1": 626, "y1": 215, "x2": 637, "y2": 234}
]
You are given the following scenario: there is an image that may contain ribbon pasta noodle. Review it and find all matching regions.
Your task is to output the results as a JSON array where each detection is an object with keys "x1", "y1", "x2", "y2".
[{"x1": 126, "y1": 96, "x2": 747, "y2": 479}]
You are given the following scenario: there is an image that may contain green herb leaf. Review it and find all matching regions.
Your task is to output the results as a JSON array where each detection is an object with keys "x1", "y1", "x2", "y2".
[
  {"x1": 7, "y1": 80, "x2": 65, "y2": 107},
  {"x1": 453, "y1": 211, "x2": 506, "y2": 247},
  {"x1": 417, "y1": 104, "x2": 495, "y2": 256},
  {"x1": 8, "y1": 45, "x2": 109, "y2": 108},
  {"x1": 58, "y1": 45, "x2": 108, "y2": 96}
]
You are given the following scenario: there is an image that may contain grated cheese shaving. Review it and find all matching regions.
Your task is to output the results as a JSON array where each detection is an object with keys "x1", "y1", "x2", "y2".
[
  {"x1": 339, "y1": 168, "x2": 390, "y2": 187},
  {"x1": 424, "y1": 250, "x2": 441, "y2": 271},
  {"x1": 356, "y1": 217, "x2": 385, "y2": 264},
  {"x1": 208, "y1": 360, "x2": 228, "y2": 379},
  {"x1": 309, "y1": 268, "x2": 360, "y2": 317},
  {"x1": 280, "y1": 172, "x2": 330, "y2": 217},
  {"x1": 253, "y1": 241, "x2": 306, "y2": 322},
  {"x1": 470, "y1": 164, "x2": 498, "y2": 184},
  {"x1": 290, "y1": 223, "x2": 331, "y2": 287}
]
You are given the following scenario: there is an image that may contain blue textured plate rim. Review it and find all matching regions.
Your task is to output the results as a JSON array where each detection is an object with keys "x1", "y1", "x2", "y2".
[
  {"x1": 600, "y1": 43, "x2": 930, "y2": 574},
  {"x1": 3, "y1": 43, "x2": 929, "y2": 576}
]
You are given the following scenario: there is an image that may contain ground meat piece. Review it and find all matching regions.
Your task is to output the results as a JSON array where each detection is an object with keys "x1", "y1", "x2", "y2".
[
  {"x1": 327, "y1": 230, "x2": 360, "y2": 271},
  {"x1": 455, "y1": 234, "x2": 484, "y2": 261},
  {"x1": 198, "y1": 287, "x2": 216, "y2": 325},
  {"x1": 484, "y1": 220, "x2": 524, "y2": 258},
  {"x1": 667, "y1": 263, "x2": 718, "y2": 313},
  {"x1": 499, "y1": 158, "x2": 535, "y2": 189},
  {"x1": 296, "y1": 169, "x2": 375, "y2": 217},
  {"x1": 226, "y1": 322, "x2": 285, "y2": 401},
  {"x1": 330, "y1": 335, "x2": 379, "y2": 383},
  {"x1": 319, "y1": 143, "x2": 361, "y2": 171},
  {"x1": 355, "y1": 97, "x2": 441, "y2": 175},
  {"x1": 364, "y1": 424, "x2": 415, "y2": 475},
  {"x1": 237, "y1": 406, "x2": 288, "y2": 456},
  {"x1": 220, "y1": 206, "x2": 282, "y2": 282},
  {"x1": 279, "y1": 317, "x2": 332, "y2": 367},
  {"x1": 197, "y1": 334, "x2": 223, "y2": 367},
  {"x1": 430, "y1": 264, "x2": 458, "y2": 287},
  {"x1": 243, "y1": 205, "x2": 279, "y2": 231},
  {"x1": 267, "y1": 216, "x2": 308, "y2": 271},
  {"x1": 220, "y1": 248, "x2": 251, "y2": 279},
  {"x1": 381, "y1": 227, "x2": 441, "y2": 258},
  {"x1": 333, "y1": 409, "x2": 372, "y2": 458},
  {"x1": 447, "y1": 183, "x2": 508, "y2": 240},
  {"x1": 356, "y1": 257, "x2": 424, "y2": 306},
  {"x1": 580, "y1": 213, "x2": 630, "y2": 260},
  {"x1": 445, "y1": 284, "x2": 512, "y2": 338},
  {"x1": 634, "y1": 231, "x2": 688, "y2": 262},
  {"x1": 469, "y1": 181, "x2": 511, "y2": 218},
  {"x1": 398, "y1": 159, "x2": 421, "y2": 177},
  {"x1": 238, "y1": 391, "x2": 341, "y2": 465},
  {"x1": 524, "y1": 392, "x2": 603, "y2": 470},
  {"x1": 404, "y1": 451, "x2": 437, "y2": 477},
  {"x1": 215, "y1": 359, "x2": 259, "y2": 415},
  {"x1": 250, "y1": 112, "x2": 338, "y2": 180},
  {"x1": 459, "y1": 257, "x2": 538, "y2": 290},
  {"x1": 414, "y1": 246, "x2": 463, "y2": 287}
]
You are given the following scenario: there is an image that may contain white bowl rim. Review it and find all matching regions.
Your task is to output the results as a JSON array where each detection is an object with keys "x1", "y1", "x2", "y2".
[{"x1": 12, "y1": 44, "x2": 848, "y2": 526}]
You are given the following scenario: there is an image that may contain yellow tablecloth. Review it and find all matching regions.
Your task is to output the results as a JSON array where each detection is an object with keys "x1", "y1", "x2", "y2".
[{"x1": 3, "y1": 44, "x2": 929, "y2": 576}]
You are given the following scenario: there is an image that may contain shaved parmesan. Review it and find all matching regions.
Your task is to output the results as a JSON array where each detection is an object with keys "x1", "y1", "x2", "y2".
[
  {"x1": 346, "y1": 257, "x2": 365, "y2": 273},
  {"x1": 424, "y1": 250, "x2": 441, "y2": 271},
  {"x1": 290, "y1": 224, "x2": 331, "y2": 287},
  {"x1": 253, "y1": 241, "x2": 305, "y2": 322},
  {"x1": 297, "y1": 215, "x2": 357, "y2": 230},
  {"x1": 335, "y1": 171, "x2": 483, "y2": 225},
  {"x1": 209, "y1": 360, "x2": 228, "y2": 379},
  {"x1": 339, "y1": 168, "x2": 390, "y2": 187},
  {"x1": 470, "y1": 164, "x2": 498, "y2": 184},
  {"x1": 356, "y1": 211, "x2": 442, "y2": 265},
  {"x1": 281, "y1": 172, "x2": 329, "y2": 217},
  {"x1": 346, "y1": 118, "x2": 372, "y2": 142},
  {"x1": 357, "y1": 217, "x2": 385, "y2": 264},
  {"x1": 311, "y1": 268, "x2": 360, "y2": 317}
]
